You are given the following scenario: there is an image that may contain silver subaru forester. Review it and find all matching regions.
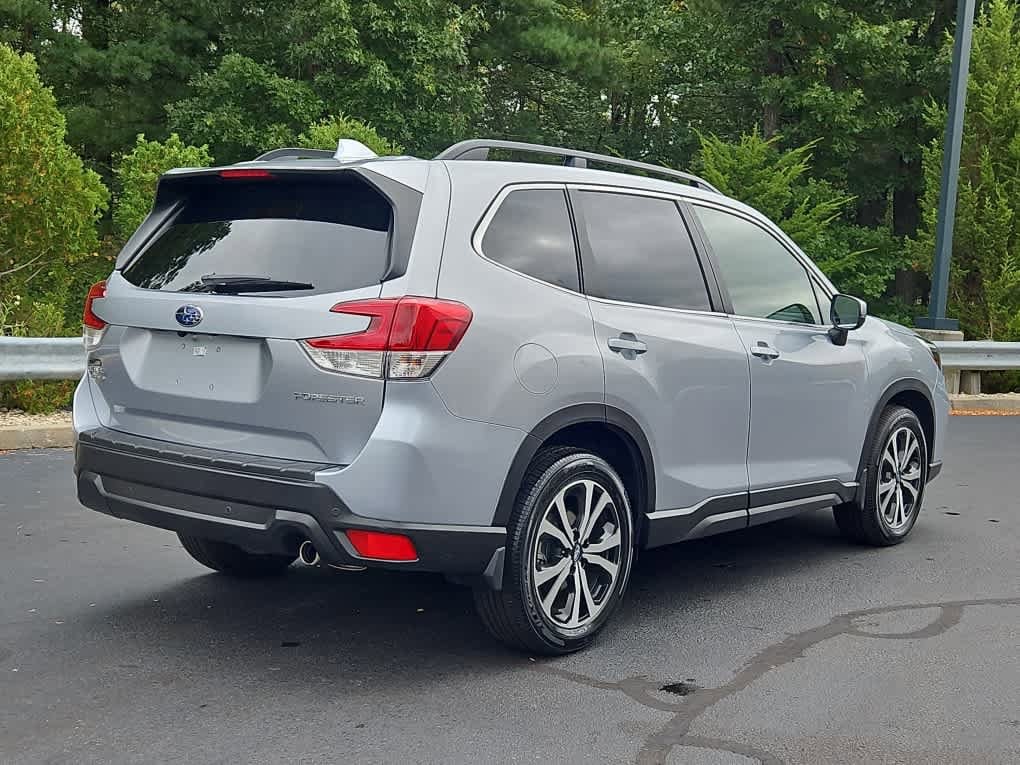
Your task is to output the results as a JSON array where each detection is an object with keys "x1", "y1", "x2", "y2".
[{"x1": 74, "y1": 138, "x2": 950, "y2": 654}]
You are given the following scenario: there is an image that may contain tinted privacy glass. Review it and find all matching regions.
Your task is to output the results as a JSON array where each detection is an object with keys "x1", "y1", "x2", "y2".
[
  {"x1": 577, "y1": 192, "x2": 710, "y2": 310},
  {"x1": 481, "y1": 189, "x2": 579, "y2": 291},
  {"x1": 121, "y1": 176, "x2": 391, "y2": 295},
  {"x1": 694, "y1": 206, "x2": 821, "y2": 324}
]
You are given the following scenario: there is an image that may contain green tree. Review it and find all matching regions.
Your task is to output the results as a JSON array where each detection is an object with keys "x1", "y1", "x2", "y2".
[
  {"x1": 298, "y1": 115, "x2": 403, "y2": 156},
  {"x1": 909, "y1": 0, "x2": 1020, "y2": 340},
  {"x1": 161, "y1": 1, "x2": 483, "y2": 159},
  {"x1": 113, "y1": 133, "x2": 213, "y2": 241},
  {"x1": 166, "y1": 54, "x2": 324, "y2": 164},
  {"x1": 468, "y1": 1, "x2": 748, "y2": 167},
  {"x1": 699, "y1": 1, "x2": 956, "y2": 234},
  {"x1": 1, "y1": 1, "x2": 217, "y2": 171},
  {"x1": 0, "y1": 44, "x2": 108, "y2": 313}
]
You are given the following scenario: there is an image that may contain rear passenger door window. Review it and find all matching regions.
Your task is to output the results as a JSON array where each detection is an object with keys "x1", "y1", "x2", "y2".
[
  {"x1": 480, "y1": 188, "x2": 580, "y2": 291},
  {"x1": 693, "y1": 205, "x2": 822, "y2": 325},
  {"x1": 574, "y1": 191, "x2": 711, "y2": 311}
]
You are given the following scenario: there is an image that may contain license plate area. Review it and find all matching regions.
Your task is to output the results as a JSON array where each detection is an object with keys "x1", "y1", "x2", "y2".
[{"x1": 122, "y1": 329, "x2": 269, "y2": 402}]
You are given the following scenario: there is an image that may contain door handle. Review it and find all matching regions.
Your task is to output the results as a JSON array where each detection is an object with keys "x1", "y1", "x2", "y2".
[
  {"x1": 750, "y1": 341, "x2": 780, "y2": 360},
  {"x1": 607, "y1": 334, "x2": 647, "y2": 355}
]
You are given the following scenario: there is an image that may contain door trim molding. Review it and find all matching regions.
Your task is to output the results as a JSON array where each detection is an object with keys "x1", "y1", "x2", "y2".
[
  {"x1": 644, "y1": 492, "x2": 747, "y2": 548},
  {"x1": 644, "y1": 479, "x2": 857, "y2": 549}
]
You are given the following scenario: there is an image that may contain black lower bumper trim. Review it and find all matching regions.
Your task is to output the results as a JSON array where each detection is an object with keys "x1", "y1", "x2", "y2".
[
  {"x1": 928, "y1": 461, "x2": 943, "y2": 482},
  {"x1": 75, "y1": 429, "x2": 505, "y2": 578}
]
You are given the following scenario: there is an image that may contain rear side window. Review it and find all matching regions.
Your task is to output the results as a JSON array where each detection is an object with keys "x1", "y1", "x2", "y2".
[
  {"x1": 576, "y1": 191, "x2": 711, "y2": 311},
  {"x1": 480, "y1": 188, "x2": 580, "y2": 291},
  {"x1": 121, "y1": 175, "x2": 392, "y2": 295}
]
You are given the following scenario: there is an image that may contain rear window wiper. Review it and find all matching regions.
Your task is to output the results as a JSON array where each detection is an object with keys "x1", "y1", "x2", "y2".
[{"x1": 180, "y1": 275, "x2": 315, "y2": 294}]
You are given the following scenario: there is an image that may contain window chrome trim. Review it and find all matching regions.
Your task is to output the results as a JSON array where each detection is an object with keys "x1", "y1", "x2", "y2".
[
  {"x1": 470, "y1": 182, "x2": 586, "y2": 297},
  {"x1": 469, "y1": 180, "x2": 842, "y2": 320},
  {"x1": 569, "y1": 182, "x2": 693, "y2": 203},
  {"x1": 727, "y1": 313, "x2": 833, "y2": 333},
  {"x1": 586, "y1": 294, "x2": 731, "y2": 320}
]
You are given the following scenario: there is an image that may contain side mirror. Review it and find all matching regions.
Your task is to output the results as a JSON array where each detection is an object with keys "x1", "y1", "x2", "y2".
[{"x1": 828, "y1": 294, "x2": 867, "y2": 346}]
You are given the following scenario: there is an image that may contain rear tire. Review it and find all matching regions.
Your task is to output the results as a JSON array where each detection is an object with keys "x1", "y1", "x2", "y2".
[
  {"x1": 834, "y1": 405, "x2": 927, "y2": 546},
  {"x1": 178, "y1": 534, "x2": 296, "y2": 577},
  {"x1": 474, "y1": 447, "x2": 634, "y2": 655}
]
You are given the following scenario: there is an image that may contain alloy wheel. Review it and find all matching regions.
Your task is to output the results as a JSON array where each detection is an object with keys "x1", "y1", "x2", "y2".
[
  {"x1": 878, "y1": 426, "x2": 923, "y2": 532},
  {"x1": 531, "y1": 479, "x2": 624, "y2": 630}
]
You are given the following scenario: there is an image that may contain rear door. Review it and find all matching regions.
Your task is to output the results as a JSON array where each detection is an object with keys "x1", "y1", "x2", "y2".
[
  {"x1": 689, "y1": 202, "x2": 871, "y2": 503},
  {"x1": 87, "y1": 168, "x2": 421, "y2": 464},
  {"x1": 569, "y1": 187, "x2": 751, "y2": 544}
]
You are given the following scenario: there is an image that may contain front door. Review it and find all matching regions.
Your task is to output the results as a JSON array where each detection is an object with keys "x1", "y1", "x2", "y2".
[
  {"x1": 570, "y1": 188, "x2": 751, "y2": 545},
  {"x1": 690, "y1": 203, "x2": 871, "y2": 516}
]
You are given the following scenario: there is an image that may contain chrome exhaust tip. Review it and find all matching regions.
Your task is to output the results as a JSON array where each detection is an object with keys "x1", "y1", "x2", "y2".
[{"x1": 298, "y1": 540, "x2": 320, "y2": 566}]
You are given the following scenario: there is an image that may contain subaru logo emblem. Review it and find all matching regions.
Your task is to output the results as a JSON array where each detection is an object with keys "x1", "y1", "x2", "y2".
[{"x1": 175, "y1": 305, "x2": 203, "y2": 328}]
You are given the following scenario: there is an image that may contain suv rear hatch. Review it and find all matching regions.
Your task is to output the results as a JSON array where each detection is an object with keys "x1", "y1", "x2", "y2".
[{"x1": 84, "y1": 166, "x2": 423, "y2": 464}]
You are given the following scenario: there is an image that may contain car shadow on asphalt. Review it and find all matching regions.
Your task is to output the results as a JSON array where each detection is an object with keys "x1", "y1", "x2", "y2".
[{"x1": 78, "y1": 510, "x2": 869, "y2": 678}]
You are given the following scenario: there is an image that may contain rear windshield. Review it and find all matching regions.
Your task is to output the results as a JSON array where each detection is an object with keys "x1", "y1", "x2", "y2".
[{"x1": 121, "y1": 174, "x2": 392, "y2": 295}]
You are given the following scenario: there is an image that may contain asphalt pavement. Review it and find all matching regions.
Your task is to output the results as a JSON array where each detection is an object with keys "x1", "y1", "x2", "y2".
[{"x1": 1, "y1": 416, "x2": 1017, "y2": 764}]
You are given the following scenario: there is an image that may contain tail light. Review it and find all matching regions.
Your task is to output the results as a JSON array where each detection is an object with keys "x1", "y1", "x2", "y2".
[
  {"x1": 301, "y1": 297, "x2": 472, "y2": 379},
  {"x1": 345, "y1": 529, "x2": 418, "y2": 562},
  {"x1": 82, "y1": 280, "x2": 107, "y2": 350}
]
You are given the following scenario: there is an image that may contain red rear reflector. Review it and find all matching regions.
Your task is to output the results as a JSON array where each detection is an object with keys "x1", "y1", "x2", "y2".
[
  {"x1": 83, "y1": 280, "x2": 107, "y2": 329},
  {"x1": 346, "y1": 530, "x2": 418, "y2": 562},
  {"x1": 219, "y1": 168, "x2": 274, "y2": 179}
]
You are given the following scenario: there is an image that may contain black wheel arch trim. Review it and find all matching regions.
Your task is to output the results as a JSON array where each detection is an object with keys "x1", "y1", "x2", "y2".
[
  {"x1": 492, "y1": 404, "x2": 655, "y2": 528},
  {"x1": 855, "y1": 378, "x2": 936, "y2": 501}
]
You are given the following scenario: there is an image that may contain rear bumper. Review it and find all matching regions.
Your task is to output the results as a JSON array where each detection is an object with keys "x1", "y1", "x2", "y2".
[{"x1": 75, "y1": 428, "x2": 506, "y2": 585}]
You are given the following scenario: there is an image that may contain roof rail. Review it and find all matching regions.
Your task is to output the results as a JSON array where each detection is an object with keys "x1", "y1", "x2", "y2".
[
  {"x1": 435, "y1": 139, "x2": 721, "y2": 194},
  {"x1": 254, "y1": 147, "x2": 337, "y2": 162}
]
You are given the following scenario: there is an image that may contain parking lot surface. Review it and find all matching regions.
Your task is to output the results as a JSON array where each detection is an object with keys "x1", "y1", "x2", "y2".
[{"x1": 1, "y1": 416, "x2": 1018, "y2": 764}]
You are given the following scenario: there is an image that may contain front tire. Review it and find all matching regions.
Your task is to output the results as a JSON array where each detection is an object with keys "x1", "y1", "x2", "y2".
[
  {"x1": 474, "y1": 447, "x2": 634, "y2": 655},
  {"x1": 834, "y1": 405, "x2": 927, "y2": 546},
  {"x1": 178, "y1": 534, "x2": 296, "y2": 577}
]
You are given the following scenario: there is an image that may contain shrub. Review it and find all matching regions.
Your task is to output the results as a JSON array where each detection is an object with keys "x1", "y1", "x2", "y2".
[
  {"x1": 298, "y1": 114, "x2": 403, "y2": 156},
  {"x1": 0, "y1": 44, "x2": 108, "y2": 312},
  {"x1": 113, "y1": 133, "x2": 213, "y2": 241},
  {"x1": 167, "y1": 54, "x2": 323, "y2": 163}
]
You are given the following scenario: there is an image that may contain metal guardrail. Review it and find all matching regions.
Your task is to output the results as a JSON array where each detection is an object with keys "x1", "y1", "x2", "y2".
[
  {"x1": 1, "y1": 336, "x2": 1019, "y2": 381},
  {"x1": 0, "y1": 337, "x2": 85, "y2": 381},
  {"x1": 935, "y1": 341, "x2": 1020, "y2": 372}
]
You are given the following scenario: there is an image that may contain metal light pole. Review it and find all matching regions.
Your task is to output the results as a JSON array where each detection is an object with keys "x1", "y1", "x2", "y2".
[{"x1": 916, "y1": 0, "x2": 977, "y2": 331}]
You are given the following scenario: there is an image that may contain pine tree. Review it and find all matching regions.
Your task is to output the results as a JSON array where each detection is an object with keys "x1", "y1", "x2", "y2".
[{"x1": 909, "y1": 0, "x2": 1020, "y2": 339}]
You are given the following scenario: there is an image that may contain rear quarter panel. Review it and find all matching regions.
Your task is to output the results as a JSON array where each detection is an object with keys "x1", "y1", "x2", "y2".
[{"x1": 430, "y1": 168, "x2": 605, "y2": 431}]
